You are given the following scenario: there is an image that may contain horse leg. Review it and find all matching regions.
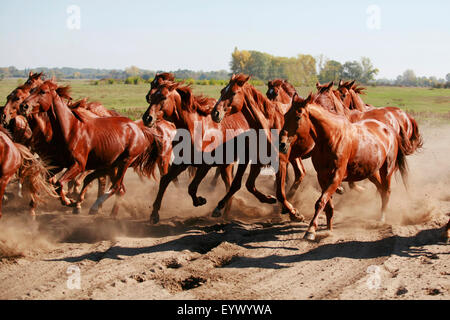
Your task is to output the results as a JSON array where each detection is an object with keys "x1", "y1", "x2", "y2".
[
  {"x1": 444, "y1": 218, "x2": 450, "y2": 243},
  {"x1": 221, "y1": 164, "x2": 234, "y2": 219},
  {"x1": 287, "y1": 157, "x2": 306, "y2": 199},
  {"x1": 73, "y1": 170, "x2": 106, "y2": 214},
  {"x1": 368, "y1": 170, "x2": 391, "y2": 223},
  {"x1": 0, "y1": 176, "x2": 12, "y2": 219},
  {"x1": 56, "y1": 164, "x2": 83, "y2": 206},
  {"x1": 304, "y1": 170, "x2": 344, "y2": 241},
  {"x1": 324, "y1": 199, "x2": 334, "y2": 231},
  {"x1": 245, "y1": 164, "x2": 277, "y2": 204},
  {"x1": 276, "y1": 156, "x2": 304, "y2": 222},
  {"x1": 210, "y1": 167, "x2": 221, "y2": 187},
  {"x1": 212, "y1": 163, "x2": 248, "y2": 218},
  {"x1": 110, "y1": 184, "x2": 126, "y2": 219},
  {"x1": 188, "y1": 165, "x2": 211, "y2": 207},
  {"x1": 96, "y1": 175, "x2": 107, "y2": 213},
  {"x1": 150, "y1": 164, "x2": 188, "y2": 224}
]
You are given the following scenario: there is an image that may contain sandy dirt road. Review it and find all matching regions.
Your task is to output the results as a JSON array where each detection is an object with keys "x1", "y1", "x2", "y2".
[{"x1": 0, "y1": 125, "x2": 449, "y2": 300}]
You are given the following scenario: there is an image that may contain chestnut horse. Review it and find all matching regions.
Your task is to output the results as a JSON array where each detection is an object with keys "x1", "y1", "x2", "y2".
[
  {"x1": 0, "y1": 127, "x2": 56, "y2": 219},
  {"x1": 336, "y1": 81, "x2": 423, "y2": 155},
  {"x1": 210, "y1": 74, "x2": 306, "y2": 220},
  {"x1": 2, "y1": 75, "x2": 111, "y2": 209},
  {"x1": 143, "y1": 80, "x2": 249, "y2": 224},
  {"x1": 281, "y1": 93, "x2": 410, "y2": 240},
  {"x1": 2, "y1": 72, "x2": 44, "y2": 127},
  {"x1": 20, "y1": 80, "x2": 150, "y2": 216}
]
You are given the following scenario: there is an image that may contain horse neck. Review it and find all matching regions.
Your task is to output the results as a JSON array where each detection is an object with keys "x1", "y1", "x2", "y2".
[
  {"x1": 50, "y1": 92, "x2": 77, "y2": 143},
  {"x1": 306, "y1": 104, "x2": 345, "y2": 142},
  {"x1": 243, "y1": 84, "x2": 281, "y2": 130},
  {"x1": 350, "y1": 91, "x2": 368, "y2": 111}
]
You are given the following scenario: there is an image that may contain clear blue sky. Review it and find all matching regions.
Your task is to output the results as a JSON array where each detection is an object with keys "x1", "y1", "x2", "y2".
[{"x1": 1, "y1": 0, "x2": 449, "y2": 79}]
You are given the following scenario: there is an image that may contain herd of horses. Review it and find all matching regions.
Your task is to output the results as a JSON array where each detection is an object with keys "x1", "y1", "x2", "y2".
[{"x1": 0, "y1": 71, "x2": 448, "y2": 242}]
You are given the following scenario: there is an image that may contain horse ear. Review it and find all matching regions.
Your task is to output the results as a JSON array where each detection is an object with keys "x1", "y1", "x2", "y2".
[
  {"x1": 327, "y1": 81, "x2": 334, "y2": 90},
  {"x1": 29, "y1": 71, "x2": 34, "y2": 77},
  {"x1": 306, "y1": 92, "x2": 314, "y2": 104},
  {"x1": 338, "y1": 79, "x2": 343, "y2": 87},
  {"x1": 347, "y1": 80, "x2": 356, "y2": 89},
  {"x1": 315, "y1": 81, "x2": 321, "y2": 89}
]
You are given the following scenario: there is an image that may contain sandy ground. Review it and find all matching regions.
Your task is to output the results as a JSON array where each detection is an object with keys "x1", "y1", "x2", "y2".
[{"x1": 0, "y1": 125, "x2": 449, "y2": 300}]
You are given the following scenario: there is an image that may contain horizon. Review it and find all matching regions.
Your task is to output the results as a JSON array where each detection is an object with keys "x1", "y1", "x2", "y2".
[{"x1": 1, "y1": 0, "x2": 449, "y2": 79}]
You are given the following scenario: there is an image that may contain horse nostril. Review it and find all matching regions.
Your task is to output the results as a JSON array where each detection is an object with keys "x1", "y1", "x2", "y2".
[{"x1": 148, "y1": 115, "x2": 153, "y2": 124}]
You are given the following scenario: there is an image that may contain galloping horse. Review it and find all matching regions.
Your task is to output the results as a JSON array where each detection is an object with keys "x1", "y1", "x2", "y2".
[
  {"x1": 20, "y1": 80, "x2": 151, "y2": 216},
  {"x1": 210, "y1": 74, "x2": 306, "y2": 220},
  {"x1": 0, "y1": 127, "x2": 56, "y2": 219},
  {"x1": 335, "y1": 81, "x2": 423, "y2": 155},
  {"x1": 280, "y1": 93, "x2": 410, "y2": 240},
  {"x1": 2, "y1": 72, "x2": 44, "y2": 127},
  {"x1": 143, "y1": 80, "x2": 249, "y2": 224}
]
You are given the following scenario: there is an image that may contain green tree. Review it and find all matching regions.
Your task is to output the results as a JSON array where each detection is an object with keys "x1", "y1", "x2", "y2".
[
  {"x1": 318, "y1": 60, "x2": 343, "y2": 83},
  {"x1": 342, "y1": 61, "x2": 363, "y2": 81},
  {"x1": 360, "y1": 57, "x2": 379, "y2": 83}
]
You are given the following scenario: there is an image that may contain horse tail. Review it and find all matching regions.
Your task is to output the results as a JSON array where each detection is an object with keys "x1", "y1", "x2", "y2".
[
  {"x1": 131, "y1": 127, "x2": 160, "y2": 180},
  {"x1": 406, "y1": 113, "x2": 423, "y2": 155},
  {"x1": 15, "y1": 143, "x2": 57, "y2": 203},
  {"x1": 395, "y1": 128, "x2": 410, "y2": 191}
]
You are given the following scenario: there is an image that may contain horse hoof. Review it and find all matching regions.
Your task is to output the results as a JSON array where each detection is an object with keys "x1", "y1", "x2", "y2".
[
  {"x1": 72, "y1": 207, "x2": 81, "y2": 215},
  {"x1": 281, "y1": 207, "x2": 289, "y2": 215},
  {"x1": 193, "y1": 197, "x2": 207, "y2": 207},
  {"x1": 149, "y1": 214, "x2": 159, "y2": 224},
  {"x1": 336, "y1": 186, "x2": 345, "y2": 195},
  {"x1": 266, "y1": 195, "x2": 277, "y2": 204},
  {"x1": 304, "y1": 231, "x2": 316, "y2": 241},
  {"x1": 289, "y1": 210, "x2": 305, "y2": 222},
  {"x1": 89, "y1": 208, "x2": 98, "y2": 215},
  {"x1": 212, "y1": 207, "x2": 222, "y2": 218}
]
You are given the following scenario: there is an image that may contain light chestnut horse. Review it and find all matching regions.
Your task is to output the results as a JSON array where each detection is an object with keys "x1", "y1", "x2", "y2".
[
  {"x1": 281, "y1": 93, "x2": 410, "y2": 240},
  {"x1": 0, "y1": 127, "x2": 56, "y2": 219}
]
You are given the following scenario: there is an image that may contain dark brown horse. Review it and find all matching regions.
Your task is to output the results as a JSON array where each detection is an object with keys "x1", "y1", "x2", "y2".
[
  {"x1": 20, "y1": 80, "x2": 150, "y2": 216},
  {"x1": 281, "y1": 92, "x2": 410, "y2": 240},
  {"x1": 0, "y1": 127, "x2": 56, "y2": 219},
  {"x1": 143, "y1": 80, "x2": 250, "y2": 224},
  {"x1": 210, "y1": 74, "x2": 306, "y2": 220}
]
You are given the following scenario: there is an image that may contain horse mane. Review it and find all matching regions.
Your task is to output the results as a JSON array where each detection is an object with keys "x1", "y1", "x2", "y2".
[
  {"x1": 156, "y1": 72, "x2": 175, "y2": 82},
  {"x1": 55, "y1": 85, "x2": 72, "y2": 101},
  {"x1": 244, "y1": 83, "x2": 274, "y2": 119},
  {"x1": 269, "y1": 79, "x2": 297, "y2": 97},
  {"x1": 176, "y1": 84, "x2": 215, "y2": 115}
]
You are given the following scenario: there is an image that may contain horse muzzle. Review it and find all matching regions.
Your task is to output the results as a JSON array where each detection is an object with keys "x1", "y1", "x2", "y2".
[
  {"x1": 19, "y1": 103, "x2": 30, "y2": 116},
  {"x1": 211, "y1": 109, "x2": 223, "y2": 123},
  {"x1": 279, "y1": 141, "x2": 290, "y2": 154}
]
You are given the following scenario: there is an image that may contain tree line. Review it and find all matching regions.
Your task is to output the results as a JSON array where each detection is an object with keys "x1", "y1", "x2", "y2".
[{"x1": 1, "y1": 50, "x2": 449, "y2": 88}]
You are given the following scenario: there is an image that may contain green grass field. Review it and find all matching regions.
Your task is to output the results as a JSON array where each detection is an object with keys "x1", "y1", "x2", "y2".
[{"x1": 1, "y1": 79, "x2": 449, "y2": 121}]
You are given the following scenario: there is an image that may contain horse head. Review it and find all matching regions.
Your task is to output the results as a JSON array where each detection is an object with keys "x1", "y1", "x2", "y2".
[
  {"x1": 279, "y1": 92, "x2": 313, "y2": 154},
  {"x1": 142, "y1": 80, "x2": 180, "y2": 127},
  {"x1": 2, "y1": 72, "x2": 44, "y2": 126},
  {"x1": 145, "y1": 72, "x2": 175, "y2": 104},
  {"x1": 20, "y1": 80, "x2": 70, "y2": 118},
  {"x1": 211, "y1": 74, "x2": 250, "y2": 123}
]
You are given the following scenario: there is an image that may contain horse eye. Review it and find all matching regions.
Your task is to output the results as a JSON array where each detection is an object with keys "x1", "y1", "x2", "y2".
[{"x1": 296, "y1": 115, "x2": 301, "y2": 121}]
